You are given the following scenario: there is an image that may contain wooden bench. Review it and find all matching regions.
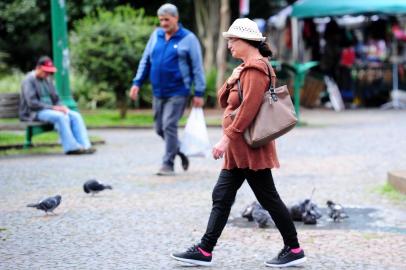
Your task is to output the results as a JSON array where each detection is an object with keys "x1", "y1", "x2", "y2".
[{"x1": 0, "y1": 93, "x2": 54, "y2": 148}]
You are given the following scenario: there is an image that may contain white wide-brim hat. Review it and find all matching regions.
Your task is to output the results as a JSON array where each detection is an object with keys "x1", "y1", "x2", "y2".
[{"x1": 223, "y1": 18, "x2": 266, "y2": 42}]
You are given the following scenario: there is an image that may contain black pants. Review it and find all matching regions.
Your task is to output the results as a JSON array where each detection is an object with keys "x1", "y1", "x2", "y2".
[{"x1": 200, "y1": 169, "x2": 299, "y2": 252}]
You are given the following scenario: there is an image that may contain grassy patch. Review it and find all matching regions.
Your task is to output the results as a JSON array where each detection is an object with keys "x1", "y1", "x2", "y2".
[
  {"x1": 76, "y1": 109, "x2": 222, "y2": 127},
  {"x1": 82, "y1": 110, "x2": 158, "y2": 127},
  {"x1": 375, "y1": 182, "x2": 406, "y2": 202},
  {"x1": 361, "y1": 232, "x2": 380, "y2": 240},
  {"x1": 0, "y1": 118, "x2": 19, "y2": 124},
  {"x1": 0, "y1": 131, "x2": 103, "y2": 156},
  {"x1": 0, "y1": 146, "x2": 63, "y2": 156},
  {"x1": 0, "y1": 131, "x2": 103, "y2": 146},
  {"x1": 0, "y1": 109, "x2": 223, "y2": 128}
]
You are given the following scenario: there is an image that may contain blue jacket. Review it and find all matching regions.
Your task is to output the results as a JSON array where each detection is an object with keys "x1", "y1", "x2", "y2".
[{"x1": 132, "y1": 26, "x2": 206, "y2": 98}]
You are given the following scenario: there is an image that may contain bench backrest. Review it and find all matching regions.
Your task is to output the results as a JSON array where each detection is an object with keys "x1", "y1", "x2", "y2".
[{"x1": 0, "y1": 93, "x2": 19, "y2": 118}]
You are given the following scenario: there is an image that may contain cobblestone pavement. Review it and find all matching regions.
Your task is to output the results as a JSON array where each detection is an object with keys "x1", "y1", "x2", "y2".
[{"x1": 0, "y1": 109, "x2": 405, "y2": 270}]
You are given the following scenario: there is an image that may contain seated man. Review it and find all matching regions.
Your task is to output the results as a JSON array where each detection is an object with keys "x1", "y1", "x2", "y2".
[{"x1": 19, "y1": 56, "x2": 95, "y2": 155}]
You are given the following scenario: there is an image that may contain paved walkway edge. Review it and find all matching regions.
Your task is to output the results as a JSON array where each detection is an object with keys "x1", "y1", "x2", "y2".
[{"x1": 388, "y1": 171, "x2": 406, "y2": 194}]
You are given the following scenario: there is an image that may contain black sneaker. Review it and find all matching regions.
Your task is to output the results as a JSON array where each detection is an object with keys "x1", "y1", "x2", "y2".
[
  {"x1": 66, "y1": 149, "x2": 86, "y2": 155},
  {"x1": 177, "y1": 151, "x2": 189, "y2": 171},
  {"x1": 83, "y1": 147, "x2": 96, "y2": 154},
  {"x1": 265, "y1": 246, "x2": 306, "y2": 268},
  {"x1": 171, "y1": 245, "x2": 212, "y2": 266}
]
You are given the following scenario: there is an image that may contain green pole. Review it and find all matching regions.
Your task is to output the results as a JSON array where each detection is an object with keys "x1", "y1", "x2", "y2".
[
  {"x1": 293, "y1": 71, "x2": 303, "y2": 120},
  {"x1": 291, "y1": 61, "x2": 318, "y2": 125},
  {"x1": 50, "y1": 0, "x2": 77, "y2": 109}
]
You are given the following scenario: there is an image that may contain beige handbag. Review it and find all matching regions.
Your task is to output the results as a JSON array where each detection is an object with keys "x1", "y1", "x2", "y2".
[{"x1": 233, "y1": 60, "x2": 297, "y2": 148}]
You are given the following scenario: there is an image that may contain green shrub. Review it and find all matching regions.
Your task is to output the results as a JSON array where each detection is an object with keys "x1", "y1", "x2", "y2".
[
  {"x1": 70, "y1": 71, "x2": 115, "y2": 110},
  {"x1": 70, "y1": 6, "x2": 157, "y2": 117},
  {"x1": 0, "y1": 52, "x2": 8, "y2": 74},
  {"x1": 0, "y1": 70, "x2": 24, "y2": 93},
  {"x1": 205, "y1": 67, "x2": 217, "y2": 107}
]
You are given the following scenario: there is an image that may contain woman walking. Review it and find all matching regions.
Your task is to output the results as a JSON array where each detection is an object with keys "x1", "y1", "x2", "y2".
[{"x1": 171, "y1": 18, "x2": 306, "y2": 268}]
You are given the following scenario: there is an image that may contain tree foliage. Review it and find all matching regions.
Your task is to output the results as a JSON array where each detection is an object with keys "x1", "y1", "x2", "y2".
[
  {"x1": 70, "y1": 6, "x2": 157, "y2": 117},
  {"x1": 0, "y1": 0, "x2": 50, "y2": 71}
]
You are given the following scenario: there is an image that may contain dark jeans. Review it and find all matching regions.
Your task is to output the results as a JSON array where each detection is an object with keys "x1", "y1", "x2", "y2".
[
  {"x1": 153, "y1": 96, "x2": 188, "y2": 168},
  {"x1": 200, "y1": 168, "x2": 299, "y2": 252}
]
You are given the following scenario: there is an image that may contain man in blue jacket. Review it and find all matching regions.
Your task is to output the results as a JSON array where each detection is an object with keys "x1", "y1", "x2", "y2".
[{"x1": 130, "y1": 3, "x2": 206, "y2": 176}]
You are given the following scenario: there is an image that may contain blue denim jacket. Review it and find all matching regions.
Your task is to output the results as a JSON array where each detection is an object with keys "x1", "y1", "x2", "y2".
[{"x1": 132, "y1": 26, "x2": 206, "y2": 98}]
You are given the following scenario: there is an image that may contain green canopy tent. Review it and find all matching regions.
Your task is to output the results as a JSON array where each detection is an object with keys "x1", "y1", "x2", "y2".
[
  {"x1": 290, "y1": 0, "x2": 406, "y2": 109},
  {"x1": 291, "y1": 0, "x2": 406, "y2": 18},
  {"x1": 290, "y1": 0, "x2": 406, "y2": 59}
]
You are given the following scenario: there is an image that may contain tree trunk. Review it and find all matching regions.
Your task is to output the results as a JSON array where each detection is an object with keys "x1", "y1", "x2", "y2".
[
  {"x1": 194, "y1": 0, "x2": 220, "y2": 71},
  {"x1": 115, "y1": 90, "x2": 127, "y2": 119},
  {"x1": 216, "y1": 0, "x2": 230, "y2": 90}
]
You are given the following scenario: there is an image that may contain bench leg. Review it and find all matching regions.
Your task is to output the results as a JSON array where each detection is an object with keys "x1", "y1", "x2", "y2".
[{"x1": 24, "y1": 126, "x2": 33, "y2": 149}]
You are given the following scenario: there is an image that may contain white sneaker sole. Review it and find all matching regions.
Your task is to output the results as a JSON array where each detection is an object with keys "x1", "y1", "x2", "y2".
[
  {"x1": 170, "y1": 254, "x2": 212, "y2": 266},
  {"x1": 265, "y1": 257, "x2": 307, "y2": 267}
]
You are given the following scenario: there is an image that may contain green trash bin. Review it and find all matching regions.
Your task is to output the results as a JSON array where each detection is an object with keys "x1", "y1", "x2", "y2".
[{"x1": 281, "y1": 61, "x2": 318, "y2": 124}]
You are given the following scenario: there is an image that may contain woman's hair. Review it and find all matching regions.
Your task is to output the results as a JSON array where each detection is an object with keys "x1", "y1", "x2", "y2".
[{"x1": 244, "y1": 39, "x2": 273, "y2": 58}]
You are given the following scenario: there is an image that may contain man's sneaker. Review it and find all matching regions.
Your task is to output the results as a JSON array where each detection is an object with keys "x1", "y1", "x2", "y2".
[
  {"x1": 265, "y1": 246, "x2": 306, "y2": 268},
  {"x1": 83, "y1": 147, "x2": 96, "y2": 154},
  {"x1": 171, "y1": 245, "x2": 212, "y2": 266},
  {"x1": 156, "y1": 165, "x2": 175, "y2": 176},
  {"x1": 66, "y1": 148, "x2": 86, "y2": 155},
  {"x1": 177, "y1": 151, "x2": 189, "y2": 171}
]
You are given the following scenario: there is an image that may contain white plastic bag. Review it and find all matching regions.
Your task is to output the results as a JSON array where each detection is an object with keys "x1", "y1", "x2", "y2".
[{"x1": 180, "y1": 107, "x2": 210, "y2": 157}]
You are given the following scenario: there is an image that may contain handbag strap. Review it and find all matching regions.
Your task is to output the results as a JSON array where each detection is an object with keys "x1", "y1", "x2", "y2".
[{"x1": 237, "y1": 59, "x2": 278, "y2": 103}]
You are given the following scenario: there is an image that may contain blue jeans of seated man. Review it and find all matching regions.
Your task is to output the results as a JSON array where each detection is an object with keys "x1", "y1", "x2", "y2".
[
  {"x1": 37, "y1": 109, "x2": 91, "y2": 153},
  {"x1": 153, "y1": 96, "x2": 188, "y2": 169}
]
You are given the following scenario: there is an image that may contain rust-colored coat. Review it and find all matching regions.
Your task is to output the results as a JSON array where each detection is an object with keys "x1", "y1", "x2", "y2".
[{"x1": 219, "y1": 58, "x2": 280, "y2": 170}]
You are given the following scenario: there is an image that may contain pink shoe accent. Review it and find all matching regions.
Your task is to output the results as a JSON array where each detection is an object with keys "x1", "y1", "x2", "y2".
[
  {"x1": 198, "y1": 247, "x2": 212, "y2": 257},
  {"x1": 291, "y1": 248, "x2": 302, "y2": 254}
]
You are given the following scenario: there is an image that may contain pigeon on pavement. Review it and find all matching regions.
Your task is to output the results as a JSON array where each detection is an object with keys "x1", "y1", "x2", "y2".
[
  {"x1": 26, "y1": 195, "x2": 62, "y2": 214},
  {"x1": 252, "y1": 205, "x2": 274, "y2": 228},
  {"x1": 327, "y1": 200, "x2": 348, "y2": 222},
  {"x1": 242, "y1": 201, "x2": 258, "y2": 222},
  {"x1": 242, "y1": 201, "x2": 274, "y2": 228},
  {"x1": 83, "y1": 179, "x2": 112, "y2": 195}
]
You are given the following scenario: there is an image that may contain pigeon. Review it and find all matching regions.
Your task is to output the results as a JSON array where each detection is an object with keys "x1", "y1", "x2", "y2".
[
  {"x1": 289, "y1": 188, "x2": 322, "y2": 224},
  {"x1": 290, "y1": 202, "x2": 305, "y2": 221},
  {"x1": 252, "y1": 205, "x2": 274, "y2": 228},
  {"x1": 26, "y1": 195, "x2": 62, "y2": 214},
  {"x1": 83, "y1": 179, "x2": 112, "y2": 195},
  {"x1": 242, "y1": 201, "x2": 274, "y2": 228},
  {"x1": 302, "y1": 202, "x2": 320, "y2": 225},
  {"x1": 291, "y1": 199, "x2": 321, "y2": 224},
  {"x1": 242, "y1": 201, "x2": 258, "y2": 222},
  {"x1": 327, "y1": 200, "x2": 348, "y2": 222}
]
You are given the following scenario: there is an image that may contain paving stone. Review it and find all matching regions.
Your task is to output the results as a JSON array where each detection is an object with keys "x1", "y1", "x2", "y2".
[{"x1": 0, "y1": 109, "x2": 405, "y2": 269}]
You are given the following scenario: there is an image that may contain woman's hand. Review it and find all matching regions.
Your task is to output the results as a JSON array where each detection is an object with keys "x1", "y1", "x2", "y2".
[
  {"x1": 226, "y1": 66, "x2": 244, "y2": 85},
  {"x1": 212, "y1": 135, "x2": 230, "y2": 160}
]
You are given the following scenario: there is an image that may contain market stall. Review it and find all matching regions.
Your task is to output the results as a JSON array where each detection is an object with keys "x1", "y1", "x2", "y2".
[{"x1": 289, "y1": 0, "x2": 406, "y2": 109}]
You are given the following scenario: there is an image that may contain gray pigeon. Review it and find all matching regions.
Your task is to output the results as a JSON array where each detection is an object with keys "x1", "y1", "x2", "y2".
[
  {"x1": 327, "y1": 200, "x2": 348, "y2": 222},
  {"x1": 27, "y1": 195, "x2": 62, "y2": 214},
  {"x1": 83, "y1": 179, "x2": 112, "y2": 195},
  {"x1": 252, "y1": 204, "x2": 274, "y2": 228},
  {"x1": 242, "y1": 201, "x2": 258, "y2": 221}
]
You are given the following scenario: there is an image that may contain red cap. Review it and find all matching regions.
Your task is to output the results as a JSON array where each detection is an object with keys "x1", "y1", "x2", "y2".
[{"x1": 37, "y1": 56, "x2": 57, "y2": 73}]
